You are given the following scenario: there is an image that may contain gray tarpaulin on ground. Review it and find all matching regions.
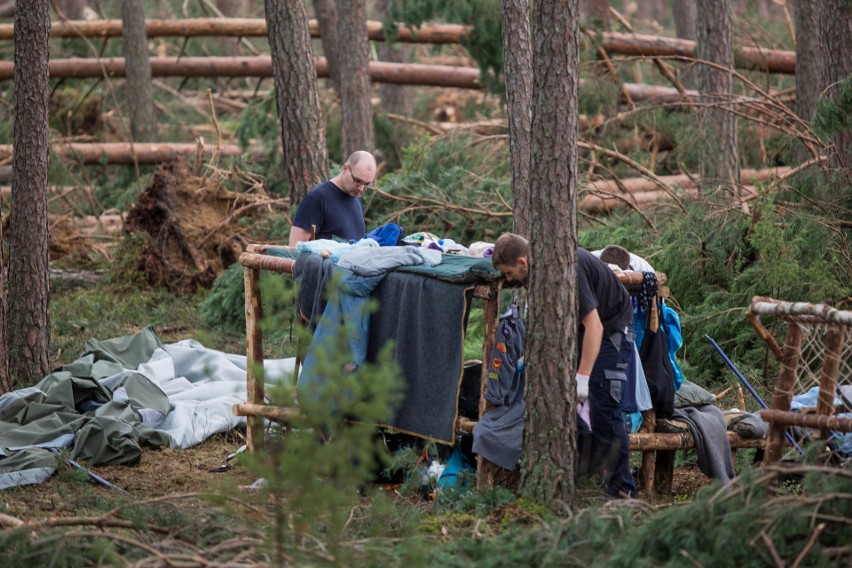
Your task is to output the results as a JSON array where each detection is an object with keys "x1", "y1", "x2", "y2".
[{"x1": 0, "y1": 327, "x2": 294, "y2": 490}]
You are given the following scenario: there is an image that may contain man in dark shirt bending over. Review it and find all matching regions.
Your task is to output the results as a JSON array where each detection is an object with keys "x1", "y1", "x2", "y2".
[
  {"x1": 289, "y1": 151, "x2": 377, "y2": 246},
  {"x1": 492, "y1": 233, "x2": 636, "y2": 498}
]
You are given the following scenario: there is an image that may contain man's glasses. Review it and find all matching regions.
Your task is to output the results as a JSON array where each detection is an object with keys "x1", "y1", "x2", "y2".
[{"x1": 348, "y1": 168, "x2": 374, "y2": 189}]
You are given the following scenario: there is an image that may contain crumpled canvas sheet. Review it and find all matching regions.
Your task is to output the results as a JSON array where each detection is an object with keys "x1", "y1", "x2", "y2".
[{"x1": 0, "y1": 327, "x2": 294, "y2": 489}]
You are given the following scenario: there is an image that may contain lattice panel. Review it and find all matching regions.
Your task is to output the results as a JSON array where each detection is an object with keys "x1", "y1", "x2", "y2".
[{"x1": 791, "y1": 322, "x2": 852, "y2": 398}]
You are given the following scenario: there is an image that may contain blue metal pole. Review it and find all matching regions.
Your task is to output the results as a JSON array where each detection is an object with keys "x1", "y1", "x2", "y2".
[{"x1": 705, "y1": 335, "x2": 804, "y2": 455}]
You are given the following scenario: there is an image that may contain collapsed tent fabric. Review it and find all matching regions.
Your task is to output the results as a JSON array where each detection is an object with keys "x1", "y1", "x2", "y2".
[{"x1": 0, "y1": 327, "x2": 294, "y2": 489}]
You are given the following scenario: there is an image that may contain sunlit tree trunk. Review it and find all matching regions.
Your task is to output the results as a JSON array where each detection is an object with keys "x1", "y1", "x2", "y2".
[
  {"x1": 520, "y1": 0, "x2": 580, "y2": 508},
  {"x1": 265, "y1": 0, "x2": 329, "y2": 205},
  {"x1": 794, "y1": 0, "x2": 820, "y2": 123},
  {"x1": 820, "y1": 0, "x2": 852, "y2": 170},
  {"x1": 312, "y1": 0, "x2": 341, "y2": 96},
  {"x1": 8, "y1": 0, "x2": 51, "y2": 388},
  {"x1": 697, "y1": 0, "x2": 740, "y2": 194},
  {"x1": 502, "y1": 0, "x2": 532, "y2": 237},
  {"x1": 121, "y1": 0, "x2": 156, "y2": 142},
  {"x1": 336, "y1": 0, "x2": 374, "y2": 159}
]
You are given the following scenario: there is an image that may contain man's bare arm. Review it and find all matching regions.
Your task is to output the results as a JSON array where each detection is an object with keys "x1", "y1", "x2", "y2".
[
  {"x1": 289, "y1": 225, "x2": 313, "y2": 247},
  {"x1": 578, "y1": 309, "x2": 603, "y2": 376}
]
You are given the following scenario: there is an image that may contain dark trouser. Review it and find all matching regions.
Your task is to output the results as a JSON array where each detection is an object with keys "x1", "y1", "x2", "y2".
[{"x1": 586, "y1": 327, "x2": 636, "y2": 498}]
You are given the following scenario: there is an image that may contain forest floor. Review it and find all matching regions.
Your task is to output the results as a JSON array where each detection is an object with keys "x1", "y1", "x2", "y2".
[{"x1": 2, "y1": 431, "x2": 714, "y2": 525}]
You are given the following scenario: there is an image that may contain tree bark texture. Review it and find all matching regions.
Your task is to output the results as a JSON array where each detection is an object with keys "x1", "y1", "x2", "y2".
[
  {"x1": 265, "y1": 0, "x2": 329, "y2": 205},
  {"x1": 376, "y1": 0, "x2": 411, "y2": 116},
  {"x1": 794, "y1": 0, "x2": 820, "y2": 123},
  {"x1": 820, "y1": 0, "x2": 852, "y2": 169},
  {"x1": 521, "y1": 0, "x2": 580, "y2": 507},
  {"x1": 696, "y1": 0, "x2": 740, "y2": 193},
  {"x1": 121, "y1": 0, "x2": 157, "y2": 142},
  {"x1": 672, "y1": 0, "x2": 698, "y2": 89},
  {"x1": 312, "y1": 0, "x2": 341, "y2": 95},
  {"x1": 8, "y1": 0, "x2": 51, "y2": 388},
  {"x1": 336, "y1": 0, "x2": 374, "y2": 160},
  {"x1": 502, "y1": 0, "x2": 532, "y2": 237}
]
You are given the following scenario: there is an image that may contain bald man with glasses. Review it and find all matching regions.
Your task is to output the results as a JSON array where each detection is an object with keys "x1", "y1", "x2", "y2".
[{"x1": 289, "y1": 151, "x2": 377, "y2": 246}]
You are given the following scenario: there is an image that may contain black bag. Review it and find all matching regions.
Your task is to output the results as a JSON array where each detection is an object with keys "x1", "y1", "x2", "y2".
[{"x1": 639, "y1": 325, "x2": 675, "y2": 419}]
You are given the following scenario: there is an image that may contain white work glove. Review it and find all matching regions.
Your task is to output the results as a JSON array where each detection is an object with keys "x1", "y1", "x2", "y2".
[{"x1": 575, "y1": 373, "x2": 590, "y2": 401}]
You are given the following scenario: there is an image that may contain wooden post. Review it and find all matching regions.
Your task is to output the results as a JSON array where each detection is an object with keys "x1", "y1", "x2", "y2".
[
  {"x1": 816, "y1": 325, "x2": 846, "y2": 440},
  {"x1": 638, "y1": 409, "x2": 656, "y2": 493},
  {"x1": 476, "y1": 281, "x2": 504, "y2": 489},
  {"x1": 764, "y1": 322, "x2": 803, "y2": 464},
  {"x1": 244, "y1": 266, "x2": 265, "y2": 451}
]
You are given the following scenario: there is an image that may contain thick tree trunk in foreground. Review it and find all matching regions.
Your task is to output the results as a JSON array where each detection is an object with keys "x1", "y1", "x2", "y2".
[
  {"x1": 121, "y1": 0, "x2": 156, "y2": 142},
  {"x1": 521, "y1": 0, "x2": 579, "y2": 507},
  {"x1": 8, "y1": 0, "x2": 51, "y2": 389},
  {"x1": 502, "y1": 0, "x2": 532, "y2": 237},
  {"x1": 265, "y1": 0, "x2": 329, "y2": 205},
  {"x1": 336, "y1": 0, "x2": 373, "y2": 159},
  {"x1": 820, "y1": 0, "x2": 852, "y2": 170},
  {"x1": 696, "y1": 0, "x2": 740, "y2": 195}
]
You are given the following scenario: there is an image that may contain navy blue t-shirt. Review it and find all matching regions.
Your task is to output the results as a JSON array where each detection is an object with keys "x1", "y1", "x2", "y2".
[
  {"x1": 292, "y1": 180, "x2": 366, "y2": 241},
  {"x1": 577, "y1": 247, "x2": 632, "y2": 337}
]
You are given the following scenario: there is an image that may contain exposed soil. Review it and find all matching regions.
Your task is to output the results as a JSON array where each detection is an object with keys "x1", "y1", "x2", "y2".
[{"x1": 125, "y1": 161, "x2": 273, "y2": 294}]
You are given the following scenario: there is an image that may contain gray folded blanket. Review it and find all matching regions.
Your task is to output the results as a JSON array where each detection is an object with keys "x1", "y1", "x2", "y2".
[{"x1": 673, "y1": 405, "x2": 735, "y2": 481}]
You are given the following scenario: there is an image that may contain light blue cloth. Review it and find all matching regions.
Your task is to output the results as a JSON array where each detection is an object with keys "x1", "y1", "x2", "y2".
[
  {"x1": 298, "y1": 268, "x2": 385, "y2": 401},
  {"x1": 337, "y1": 246, "x2": 441, "y2": 276},
  {"x1": 297, "y1": 238, "x2": 380, "y2": 262},
  {"x1": 661, "y1": 301, "x2": 685, "y2": 390},
  {"x1": 791, "y1": 386, "x2": 852, "y2": 455}
]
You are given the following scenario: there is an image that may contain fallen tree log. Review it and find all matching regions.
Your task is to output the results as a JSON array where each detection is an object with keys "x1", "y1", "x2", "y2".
[
  {"x1": 579, "y1": 166, "x2": 791, "y2": 212},
  {"x1": 0, "y1": 20, "x2": 796, "y2": 75},
  {"x1": 0, "y1": 18, "x2": 471, "y2": 43},
  {"x1": 0, "y1": 56, "x2": 483, "y2": 88},
  {"x1": 0, "y1": 56, "x2": 698, "y2": 102},
  {"x1": 600, "y1": 31, "x2": 796, "y2": 75},
  {"x1": 0, "y1": 142, "x2": 242, "y2": 165}
]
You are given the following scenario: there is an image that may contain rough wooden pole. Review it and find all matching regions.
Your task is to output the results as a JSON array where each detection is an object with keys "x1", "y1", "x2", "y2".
[
  {"x1": 244, "y1": 266, "x2": 264, "y2": 452},
  {"x1": 476, "y1": 281, "x2": 504, "y2": 489},
  {"x1": 764, "y1": 322, "x2": 803, "y2": 464},
  {"x1": 816, "y1": 326, "x2": 846, "y2": 440}
]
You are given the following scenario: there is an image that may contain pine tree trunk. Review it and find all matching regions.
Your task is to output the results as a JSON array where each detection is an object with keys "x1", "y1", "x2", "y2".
[
  {"x1": 265, "y1": 0, "x2": 329, "y2": 205},
  {"x1": 502, "y1": 0, "x2": 532, "y2": 237},
  {"x1": 121, "y1": 0, "x2": 156, "y2": 142},
  {"x1": 8, "y1": 0, "x2": 51, "y2": 389},
  {"x1": 336, "y1": 0, "x2": 374, "y2": 160},
  {"x1": 820, "y1": 0, "x2": 852, "y2": 170},
  {"x1": 520, "y1": 0, "x2": 580, "y2": 508},
  {"x1": 794, "y1": 0, "x2": 820, "y2": 123},
  {"x1": 312, "y1": 0, "x2": 341, "y2": 96},
  {"x1": 376, "y1": 0, "x2": 411, "y2": 116},
  {"x1": 696, "y1": 0, "x2": 740, "y2": 194},
  {"x1": 672, "y1": 0, "x2": 697, "y2": 90}
]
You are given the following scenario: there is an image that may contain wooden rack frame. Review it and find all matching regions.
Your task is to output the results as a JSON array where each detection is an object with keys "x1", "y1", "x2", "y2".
[
  {"x1": 232, "y1": 246, "x2": 756, "y2": 493},
  {"x1": 746, "y1": 296, "x2": 852, "y2": 464}
]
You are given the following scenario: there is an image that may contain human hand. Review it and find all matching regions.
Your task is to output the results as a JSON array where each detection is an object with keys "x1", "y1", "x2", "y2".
[{"x1": 576, "y1": 373, "x2": 590, "y2": 401}]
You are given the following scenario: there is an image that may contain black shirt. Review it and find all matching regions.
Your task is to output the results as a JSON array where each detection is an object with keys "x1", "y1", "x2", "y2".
[
  {"x1": 577, "y1": 247, "x2": 633, "y2": 338},
  {"x1": 292, "y1": 180, "x2": 366, "y2": 241}
]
